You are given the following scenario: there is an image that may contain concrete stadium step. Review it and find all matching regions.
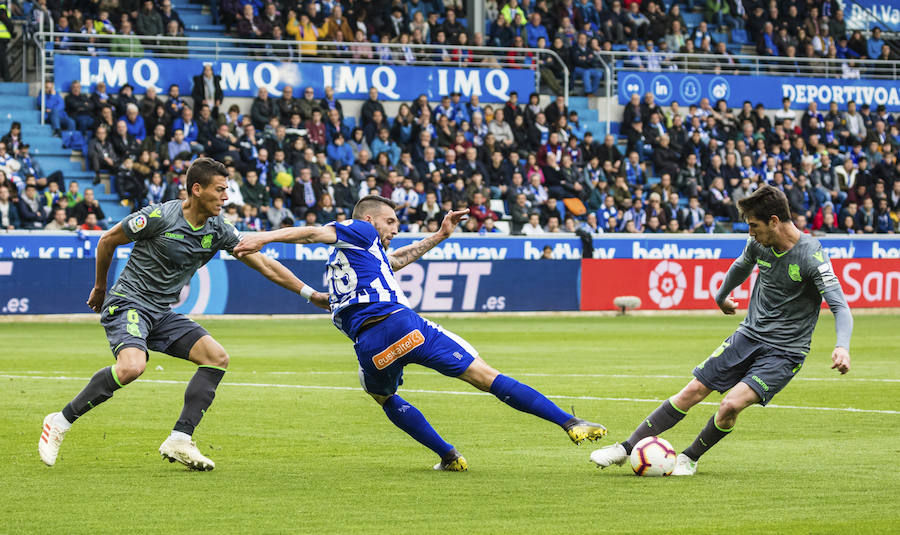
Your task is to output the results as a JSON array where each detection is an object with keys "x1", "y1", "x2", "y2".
[
  {"x1": 181, "y1": 13, "x2": 209, "y2": 26},
  {"x1": 0, "y1": 82, "x2": 29, "y2": 95},
  {"x1": 29, "y1": 147, "x2": 73, "y2": 158},
  {"x1": 22, "y1": 138, "x2": 66, "y2": 151},
  {"x1": 2, "y1": 96, "x2": 39, "y2": 110},
  {"x1": 36, "y1": 155, "x2": 83, "y2": 171},
  {"x1": 0, "y1": 113, "x2": 44, "y2": 125},
  {"x1": 185, "y1": 23, "x2": 226, "y2": 32},
  {"x1": 185, "y1": 30, "x2": 228, "y2": 39},
  {"x1": 1, "y1": 123, "x2": 54, "y2": 136},
  {"x1": 173, "y1": 2, "x2": 206, "y2": 13},
  {"x1": 102, "y1": 203, "x2": 132, "y2": 222}
]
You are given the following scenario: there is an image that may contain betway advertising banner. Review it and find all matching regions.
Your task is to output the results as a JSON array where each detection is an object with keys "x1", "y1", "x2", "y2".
[
  {"x1": 844, "y1": 0, "x2": 900, "y2": 32},
  {"x1": 2, "y1": 234, "x2": 897, "y2": 260},
  {"x1": 580, "y1": 258, "x2": 900, "y2": 311},
  {"x1": 0, "y1": 259, "x2": 578, "y2": 315},
  {"x1": 54, "y1": 55, "x2": 533, "y2": 103},
  {"x1": 618, "y1": 71, "x2": 900, "y2": 111}
]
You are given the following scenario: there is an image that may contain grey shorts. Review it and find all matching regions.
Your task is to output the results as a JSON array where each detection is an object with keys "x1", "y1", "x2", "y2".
[
  {"x1": 693, "y1": 330, "x2": 805, "y2": 406},
  {"x1": 100, "y1": 296, "x2": 208, "y2": 360}
]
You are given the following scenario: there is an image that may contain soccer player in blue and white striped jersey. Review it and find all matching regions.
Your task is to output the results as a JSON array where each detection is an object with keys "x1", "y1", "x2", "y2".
[{"x1": 235, "y1": 195, "x2": 608, "y2": 471}]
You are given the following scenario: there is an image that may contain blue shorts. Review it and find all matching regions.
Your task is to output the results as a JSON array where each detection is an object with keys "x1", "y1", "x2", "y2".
[
  {"x1": 693, "y1": 330, "x2": 806, "y2": 406},
  {"x1": 353, "y1": 308, "x2": 478, "y2": 396}
]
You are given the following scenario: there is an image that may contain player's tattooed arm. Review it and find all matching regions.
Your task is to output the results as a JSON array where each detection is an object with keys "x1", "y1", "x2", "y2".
[{"x1": 389, "y1": 210, "x2": 468, "y2": 271}]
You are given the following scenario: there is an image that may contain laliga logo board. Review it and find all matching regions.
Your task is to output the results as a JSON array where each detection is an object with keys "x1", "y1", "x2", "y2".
[{"x1": 647, "y1": 261, "x2": 687, "y2": 309}]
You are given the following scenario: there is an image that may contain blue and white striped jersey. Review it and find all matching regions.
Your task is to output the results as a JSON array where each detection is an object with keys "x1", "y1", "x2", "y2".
[{"x1": 326, "y1": 219, "x2": 411, "y2": 339}]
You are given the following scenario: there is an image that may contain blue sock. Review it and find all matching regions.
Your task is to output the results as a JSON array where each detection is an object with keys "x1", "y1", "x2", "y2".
[
  {"x1": 382, "y1": 395, "x2": 454, "y2": 457},
  {"x1": 489, "y1": 374, "x2": 573, "y2": 427}
]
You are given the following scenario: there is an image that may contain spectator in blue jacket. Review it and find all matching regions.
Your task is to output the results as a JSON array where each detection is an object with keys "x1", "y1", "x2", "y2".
[
  {"x1": 38, "y1": 81, "x2": 75, "y2": 136},
  {"x1": 326, "y1": 133, "x2": 355, "y2": 168},
  {"x1": 119, "y1": 103, "x2": 147, "y2": 141},
  {"x1": 866, "y1": 27, "x2": 884, "y2": 59},
  {"x1": 370, "y1": 127, "x2": 401, "y2": 166},
  {"x1": 526, "y1": 12, "x2": 550, "y2": 48},
  {"x1": 171, "y1": 106, "x2": 202, "y2": 152}
]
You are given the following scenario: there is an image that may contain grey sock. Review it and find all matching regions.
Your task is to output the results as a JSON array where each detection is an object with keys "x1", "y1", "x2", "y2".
[
  {"x1": 61, "y1": 366, "x2": 122, "y2": 423},
  {"x1": 173, "y1": 366, "x2": 225, "y2": 435},
  {"x1": 623, "y1": 399, "x2": 687, "y2": 454},
  {"x1": 682, "y1": 415, "x2": 733, "y2": 461}
]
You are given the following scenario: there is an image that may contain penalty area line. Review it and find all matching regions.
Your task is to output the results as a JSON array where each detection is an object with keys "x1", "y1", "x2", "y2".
[{"x1": 3, "y1": 373, "x2": 899, "y2": 415}]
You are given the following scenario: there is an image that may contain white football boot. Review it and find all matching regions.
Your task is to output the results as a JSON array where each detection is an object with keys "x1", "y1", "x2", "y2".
[
  {"x1": 589, "y1": 443, "x2": 628, "y2": 468},
  {"x1": 671, "y1": 453, "x2": 698, "y2": 476},
  {"x1": 39, "y1": 412, "x2": 69, "y2": 466},
  {"x1": 159, "y1": 436, "x2": 215, "y2": 471}
]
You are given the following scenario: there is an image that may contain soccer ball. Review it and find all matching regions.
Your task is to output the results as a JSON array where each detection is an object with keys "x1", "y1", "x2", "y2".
[{"x1": 630, "y1": 436, "x2": 677, "y2": 476}]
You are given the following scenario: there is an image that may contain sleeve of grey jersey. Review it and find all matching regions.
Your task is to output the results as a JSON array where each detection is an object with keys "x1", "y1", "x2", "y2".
[
  {"x1": 714, "y1": 240, "x2": 757, "y2": 305},
  {"x1": 809, "y1": 253, "x2": 853, "y2": 350}
]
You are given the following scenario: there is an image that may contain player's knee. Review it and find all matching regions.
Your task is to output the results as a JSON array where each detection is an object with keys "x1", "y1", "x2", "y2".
[
  {"x1": 369, "y1": 392, "x2": 392, "y2": 406},
  {"x1": 114, "y1": 359, "x2": 145, "y2": 384},
  {"x1": 718, "y1": 398, "x2": 744, "y2": 419},
  {"x1": 207, "y1": 348, "x2": 229, "y2": 369}
]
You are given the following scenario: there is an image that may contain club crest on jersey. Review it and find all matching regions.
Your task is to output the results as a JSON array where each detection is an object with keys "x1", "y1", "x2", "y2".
[
  {"x1": 128, "y1": 215, "x2": 147, "y2": 233},
  {"x1": 788, "y1": 263, "x2": 802, "y2": 282},
  {"x1": 201, "y1": 234, "x2": 213, "y2": 249}
]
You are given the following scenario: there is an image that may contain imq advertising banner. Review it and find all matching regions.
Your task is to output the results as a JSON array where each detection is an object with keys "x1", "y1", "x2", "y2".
[{"x1": 54, "y1": 55, "x2": 534, "y2": 103}]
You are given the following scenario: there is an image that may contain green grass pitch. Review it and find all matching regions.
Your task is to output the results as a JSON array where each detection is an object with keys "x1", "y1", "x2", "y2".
[{"x1": 2, "y1": 314, "x2": 898, "y2": 534}]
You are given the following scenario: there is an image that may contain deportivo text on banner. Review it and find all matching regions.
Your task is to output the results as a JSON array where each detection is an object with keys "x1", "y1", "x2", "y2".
[{"x1": 618, "y1": 71, "x2": 900, "y2": 111}]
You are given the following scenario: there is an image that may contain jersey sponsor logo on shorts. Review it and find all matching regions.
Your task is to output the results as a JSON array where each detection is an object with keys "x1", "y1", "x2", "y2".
[
  {"x1": 201, "y1": 234, "x2": 213, "y2": 249},
  {"x1": 788, "y1": 263, "x2": 802, "y2": 282},
  {"x1": 128, "y1": 215, "x2": 147, "y2": 233},
  {"x1": 751, "y1": 375, "x2": 770, "y2": 392},
  {"x1": 372, "y1": 329, "x2": 425, "y2": 370}
]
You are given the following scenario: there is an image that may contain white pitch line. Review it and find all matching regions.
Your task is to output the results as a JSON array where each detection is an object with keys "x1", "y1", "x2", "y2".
[
  {"x1": 3, "y1": 374, "x2": 898, "y2": 415},
  {"x1": 3, "y1": 369, "x2": 900, "y2": 383},
  {"x1": 259, "y1": 370, "x2": 900, "y2": 383}
]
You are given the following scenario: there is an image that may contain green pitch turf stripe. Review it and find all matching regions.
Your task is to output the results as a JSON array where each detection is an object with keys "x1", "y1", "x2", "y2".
[{"x1": 2, "y1": 374, "x2": 899, "y2": 416}]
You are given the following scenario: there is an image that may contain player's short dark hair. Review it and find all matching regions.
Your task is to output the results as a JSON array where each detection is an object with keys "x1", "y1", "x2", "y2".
[
  {"x1": 352, "y1": 195, "x2": 397, "y2": 219},
  {"x1": 737, "y1": 184, "x2": 791, "y2": 223},
  {"x1": 186, "y1": 157, "x2": 227, "y2": 193}
]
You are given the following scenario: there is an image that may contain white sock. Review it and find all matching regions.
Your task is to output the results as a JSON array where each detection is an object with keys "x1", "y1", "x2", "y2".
[
  {"x1": 169, "y1": 430, "x2": 192, "y2": 441},
  {"x1": 52, "y1": 412, "x2": 72, "y2": 430}
]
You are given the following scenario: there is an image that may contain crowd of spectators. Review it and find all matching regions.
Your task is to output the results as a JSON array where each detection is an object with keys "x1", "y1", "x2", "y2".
[
  {"x1": 11, "y1": 53, "x2": 900, "y2": 237},
  {"x1": 30, "y1": 0, "x2": 899, "y2": 97},
  {"x1": 4, "y1": 0, "x2": 898, "y2": 235}
]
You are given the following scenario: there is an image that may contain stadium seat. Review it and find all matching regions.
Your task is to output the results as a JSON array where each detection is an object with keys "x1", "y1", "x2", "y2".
[
  {"x1": 493, "y1": 220, "x2": 511, "y2": 234},
  {"x1": 732, "y1": 222, "x2": 749, "y2": 232},
  {"x1": 683, "y1": 13, "x2": 703, "y2": 29},
  {"x1": 489, "y1": 199, "x2": 509, "y2": 220},
  {"x1": 731, "y1": 29, "x2": 750, "y2": 45}
]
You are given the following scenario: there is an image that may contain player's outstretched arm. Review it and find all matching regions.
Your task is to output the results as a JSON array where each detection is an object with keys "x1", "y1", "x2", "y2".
[
  {"x1": 236, "y1": 251, "x2": 330, "y2": 310},
  {"x1": 389, "y1": 210, "x2": 468, "y2": 271},
  {"x1": 822, "y1": 285, "x2": 853, "y2": 374},
  {"x1": 713, "y1": 248, "x2": 756, "y2": 314},
  {"x1": 87, "y1": 223, "x2": 132, "y2": 312},
  {"x1": 232, "y1": 226, "x2": 338, "y2": 257}
]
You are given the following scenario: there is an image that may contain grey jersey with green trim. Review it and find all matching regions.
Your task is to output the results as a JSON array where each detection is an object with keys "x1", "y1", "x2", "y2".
[
  {"x1": 730, "y1": 234, "x2": 842, "y2": 355},
  {"x1": 111, "y1": 200, "x2": 242, "y2": 312}
]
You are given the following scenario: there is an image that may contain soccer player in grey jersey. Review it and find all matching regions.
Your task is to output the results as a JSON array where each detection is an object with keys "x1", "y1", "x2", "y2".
[
  {"x1": 39, "y1": 157, "x2": 329, "y2": 470},
  {"x1": 591, "y1": 185, "x2": 853, "y2": 475}
]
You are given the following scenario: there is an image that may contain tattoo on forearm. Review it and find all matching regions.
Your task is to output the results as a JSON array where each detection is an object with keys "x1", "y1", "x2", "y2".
[{"x1": 390, "y1": 234, "x2": 443, "y2": 270}]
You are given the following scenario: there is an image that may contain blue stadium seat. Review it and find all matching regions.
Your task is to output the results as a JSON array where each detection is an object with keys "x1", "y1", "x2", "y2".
[
  {"x1": 732, "y1": 222, "x2": 749, "y2": 232},
  {"x1": 343, "y1": 117, "x2": 356, "y2": 130},
  {"x1": 683, "y1": 13, "x2": 703, "y2": 29},
  {"x1": 730, "y1": 29, "x2": 749, "y2": 44}
]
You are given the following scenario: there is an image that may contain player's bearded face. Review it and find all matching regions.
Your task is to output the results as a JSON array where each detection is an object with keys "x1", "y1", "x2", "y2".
[{"x1": 367, "y1": 207, "x2": 400, "y2": 249}]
